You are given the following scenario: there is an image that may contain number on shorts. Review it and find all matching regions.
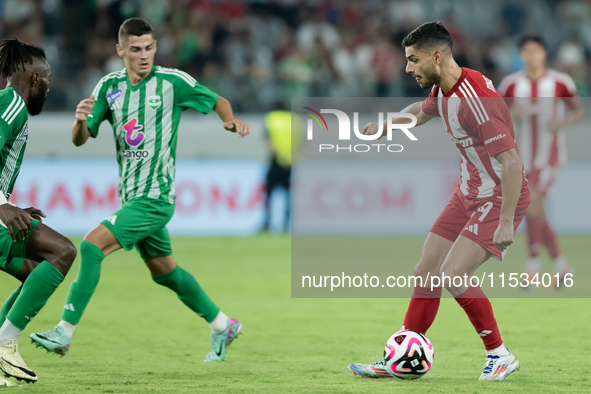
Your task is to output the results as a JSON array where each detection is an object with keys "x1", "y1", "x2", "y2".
[{"x1": 476, "y1": 202, "x2": 493, "y2": 222}]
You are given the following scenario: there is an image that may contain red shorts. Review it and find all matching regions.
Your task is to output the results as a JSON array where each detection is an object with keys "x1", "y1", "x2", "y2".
[
  {"x1": 527, "y1": 166, "x2": 559, "y2": 195},
  {"x1": 430, "y1": 187, "x2": 530, "y2": 260}
]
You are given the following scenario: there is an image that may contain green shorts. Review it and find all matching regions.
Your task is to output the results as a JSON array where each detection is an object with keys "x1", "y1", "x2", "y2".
[
  {"x1": 0, "y1": 219, "x2": 40, "y2": 276},
  {"x1": 101, "y1": 198, "x2": 175, "y2": 262}
]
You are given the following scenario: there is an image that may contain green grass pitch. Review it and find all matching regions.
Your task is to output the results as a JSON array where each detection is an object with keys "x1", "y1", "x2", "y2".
[{"x1": 0, "y1": 234, "x2": 589, "y2": 393}]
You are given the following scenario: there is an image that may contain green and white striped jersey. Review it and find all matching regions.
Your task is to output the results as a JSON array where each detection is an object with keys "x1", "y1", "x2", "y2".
[
  {"x1": 0, "y1": 88, "x2": 28, "y2": 200},
  {"x1": 86, "y1": 66, "x2": 219, "y2": 204}
]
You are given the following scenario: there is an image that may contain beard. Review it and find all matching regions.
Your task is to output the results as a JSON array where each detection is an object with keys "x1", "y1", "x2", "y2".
[
  {"x1": 416, "y1": 63, "x2": 439, "y2": 89},
  {"x1": 27, "y1": 81, "x2": 48, "y2": 116}
]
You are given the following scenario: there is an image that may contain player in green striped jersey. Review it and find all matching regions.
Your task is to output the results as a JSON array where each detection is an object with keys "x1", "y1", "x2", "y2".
[
  {"x1": 31, "y1": 18, "x2": 249, "y2": 362},
  {"x1": 0, "y1": 38, "x2": 77, "y2": 384}
]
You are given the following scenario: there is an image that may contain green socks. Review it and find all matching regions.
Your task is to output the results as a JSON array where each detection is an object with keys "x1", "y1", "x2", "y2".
[
  {"x1": 60, "y1": 241, "x2": 218, "y2": 326},
  {"x1": 152, "y1": 266, "x2": 220, "y2": 322},
  {"x1": 8, "y1": 261, "x2": 64, "y2": 330},
  {"x1": 0, "y1": 285, "x2": 21, "y2": 323},
  {"x1": 62, "y1": 240, "x2": 105, "y2": 325}
]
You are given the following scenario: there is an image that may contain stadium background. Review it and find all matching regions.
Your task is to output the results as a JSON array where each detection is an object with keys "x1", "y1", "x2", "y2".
[{"x1": 0, "y1": 0, "x2": 590, "y2": 236}]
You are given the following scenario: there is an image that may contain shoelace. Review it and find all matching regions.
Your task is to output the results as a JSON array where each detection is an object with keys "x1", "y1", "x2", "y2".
[
  {"x1": 482, "y1": 357, "x2": 496, "y2": 374},
  {"x1": 7, "y1": 343, "x2": 17, "y2": 354}
]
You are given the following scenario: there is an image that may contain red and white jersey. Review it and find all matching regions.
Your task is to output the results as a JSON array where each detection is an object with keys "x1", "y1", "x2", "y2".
[
  {"x1": 498, "y1": 69, "x2": 580, "y2": 173},
  {"x1": 422, "y1": 68, "x2": 528, "y2": 199}
]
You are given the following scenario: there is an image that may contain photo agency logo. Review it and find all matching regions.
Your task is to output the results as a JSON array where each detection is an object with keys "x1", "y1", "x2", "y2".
[{"x1": 302, "y1": 107, "x2": 418, "y2": 153}]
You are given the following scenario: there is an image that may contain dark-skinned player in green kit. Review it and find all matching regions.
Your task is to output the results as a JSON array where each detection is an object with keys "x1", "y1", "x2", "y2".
[{"x1": 0, "y1": 37, "x2": 78, "y2": 385}]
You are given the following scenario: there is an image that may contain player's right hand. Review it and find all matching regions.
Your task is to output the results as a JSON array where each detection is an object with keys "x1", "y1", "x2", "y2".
[
  {"x1": 0, "y1": 204, "x2": 35, "y2": 242},
  {"x1": 362, "y1": 122, "x2": 382, "y2": 138},
  {"x1": 493, "y1": 221, "x2": 514, "y2": 251},
  {"x1": 75, "y1": 95, "x2": 95, "y2": 121},
  {"x1": 23, "y1": 207, "x2": 46, "y2": 222}
]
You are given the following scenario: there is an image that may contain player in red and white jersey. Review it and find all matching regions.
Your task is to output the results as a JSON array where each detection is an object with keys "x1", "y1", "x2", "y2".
[
  {"x1": 348, "y1": 22, "x2": 529, "y2": 381},
  {"x1": 498, "y1": 36, "x2": 584, "y2": 285}
]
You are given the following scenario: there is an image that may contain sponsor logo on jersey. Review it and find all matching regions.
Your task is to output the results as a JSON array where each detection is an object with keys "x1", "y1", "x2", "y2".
[
  {"x1": 147, "y1": 95, "x2": 162, "y2": 109},
  {"x1": 484, "y1": 133, "x2": 506, "y2": 145},
  {"x1": 483, "y1": 75, "x2": 496, "y2": 93},
  {"x1": 107, "y1": 89, "x2": 122, "y2": 105},
  {"x1": 123, "y1": 118, "x2": 145, "y2": 146},
  {"x1": 23, "y1": 126, "x2": 28, "y2": 137},
  {"x1": 451, "y1": 135, "x2": 473, "y2": 148},
  {"x1": 123, "y1": 149, "x2": 152, "y2": 161}
]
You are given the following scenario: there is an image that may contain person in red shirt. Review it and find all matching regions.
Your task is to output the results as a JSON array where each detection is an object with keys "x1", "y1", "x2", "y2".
[
  {"x1": 348, "y1": 21, "x2": 529, "y2": 381},
  {"x1": 498, "y1": 36, "x2": 584, "y2": 286}
]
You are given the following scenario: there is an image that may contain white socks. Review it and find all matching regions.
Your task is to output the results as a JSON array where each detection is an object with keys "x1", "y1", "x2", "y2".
[
  {"x1": 209, "y1": 311, "x2": 229, "y2": 333},
  {"x1": 58, "y1": 320, "x2": 76, "y2": 340},
  {"x1": 526, "y1": 256, "x2": 569, "y2": 274},
  {"x1": 0, "y1": 319, "x2": 22, "y2": 345},
  {"x1": 553, "y1": 256, "x2": 568, "y2": 273},
  {"x1": 524, "y1": 257, "x2": 541, "y2": 273},
  {"x1": 487, "y1": 343, "x2": 510, "y2": 357}
]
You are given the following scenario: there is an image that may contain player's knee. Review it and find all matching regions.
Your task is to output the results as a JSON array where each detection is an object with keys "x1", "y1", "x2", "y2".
[
  {"x1": 414, "y1": 256, "x2": 443, "y2": 279},
  {"x1": 55, "y1": 239, "x2": 77, "y2": 273},
  {"x1": 413, "y1": 263, "x2": 428, "y2": 279}
]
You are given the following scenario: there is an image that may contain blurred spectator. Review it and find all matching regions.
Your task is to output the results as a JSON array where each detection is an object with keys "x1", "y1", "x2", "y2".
[
  {"x1": 296, "y1": 9, "x2": 340, "y2": 52},
  {"x1": 3, "y1": 0, "x2": 42, "y2": 43},
  {"x1": 557, "y1": 34, "x2": 588, "y2": 94},
  {"x1": 371, "y1": 32, "x2": 403, "y2": 97},
  {"x1": 388, "y1": 0, "x2": 425, "y2": 28},
  {"x1": 332, "y1": 30, "x2": 360, "y2": 97},
  {"x1": 0, "y1": 0, "x2": 589, "y2": 111},
  {"x1": 500, "y1": 0, "x2": 526, "y2": 37},
  {"x1": 558, "y1": 0, "x2": 591, "y2": 49}
]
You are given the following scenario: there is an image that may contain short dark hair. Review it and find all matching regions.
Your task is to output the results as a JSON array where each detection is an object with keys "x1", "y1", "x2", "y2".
[
  {"x1": 518, "y1": 35, "x2": 546, "y2": 50},
  {"x1": 402, "y1": 21, "x2": 453, "y2": 52},
  {"x1": 118, "y1": 18, "x2": 154, "y2": 44},
  {"x1": 0, "y1": 37, "x2": 46, "y2": 79}
]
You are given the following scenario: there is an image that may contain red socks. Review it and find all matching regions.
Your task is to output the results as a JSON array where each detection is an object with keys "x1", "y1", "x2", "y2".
[
  {"x1": 403, "y1": 286, "x2": 442, "y2": 334},
  {"x1": 454, "y1": 286, "x2": 503, "y2": 350},
  {"x1": 526, "y1": 217, "x2": 543, "y2": 258},
  {"x1": 527, "y1": 216, "x2": 562, "y2": 260},
  {"x1": 403, "y1": 286, "x2": 503, "y2": 351},
  {"x1": 542, "y1": 221, "x2": 561, "y2": 259}
]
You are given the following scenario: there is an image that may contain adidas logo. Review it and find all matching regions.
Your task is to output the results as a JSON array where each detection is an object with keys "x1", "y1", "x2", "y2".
[
  {"x1": 494, "y1": 364, "x2": 508, "y2": 374},
  {"x1": 63, "y1": 303, "x2": 75, "y2": 311},
  {"x1": 464, "y1": 224, "x2": 479, "y2": 235},
  {"x1": 479, "y1": 330, "x2": 492, "y2": 337},
  {"x1": 105, "y1": 215, "x2": 117, "y2": 225}
]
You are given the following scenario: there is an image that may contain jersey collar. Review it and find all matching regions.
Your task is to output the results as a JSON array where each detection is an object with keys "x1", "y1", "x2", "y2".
[
  {"x1": 441, "y1": 68, "x2": 467, "y2": 97},
  {"x1": 125, "y1": 66, "x2": 156, "y2": 91}
]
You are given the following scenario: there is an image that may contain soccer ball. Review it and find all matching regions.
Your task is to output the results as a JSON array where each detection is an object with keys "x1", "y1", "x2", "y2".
[{"x1": 383, "y1": 329, "x2": 434, "y2": 379}]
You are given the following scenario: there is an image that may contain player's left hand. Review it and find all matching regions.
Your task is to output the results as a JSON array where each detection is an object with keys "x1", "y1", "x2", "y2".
[
  {"x1": 224, "y1": 119, "x2": 251, "y2": 138},
  {"x1": 547, "y1": 119, "x2": 561, "y2": 134},
  {"x1": 493, "y1": 221, "x2": 514, "y2": 251},
  {"x1": 23, "y1": 207, "x2": 46, "y2": 222}
]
